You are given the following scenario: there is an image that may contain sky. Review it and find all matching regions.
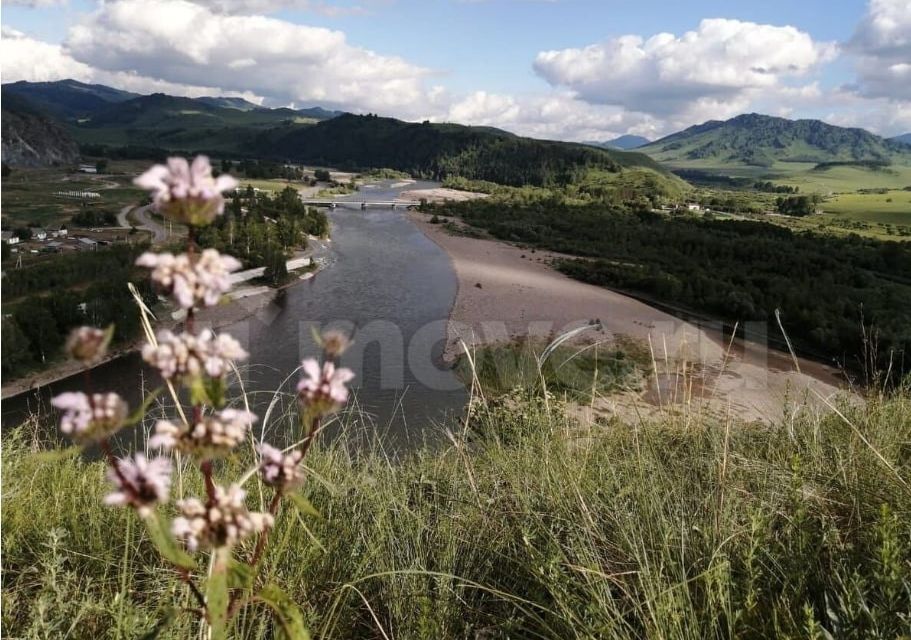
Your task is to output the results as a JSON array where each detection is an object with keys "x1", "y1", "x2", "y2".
[{"x1": 2, "y1": 0, "x2": 909, "y2": 141}]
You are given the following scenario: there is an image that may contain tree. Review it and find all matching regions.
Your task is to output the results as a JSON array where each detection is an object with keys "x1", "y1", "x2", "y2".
[
  {"x1": 314, "y1": 168, "x2": 331, "y2": 182},
  {"x1": 262, "y1": 244, "x2": 288, "y2": 286},
  {"x1": 1, "y1": 317, "x2": 33, "y2": 377},
  {"x1": 13, "y1": 300, "x2": 62, "y2": 364},
  {"x1": 95, "y1": 159, "x2": 109, "y2": 173}
]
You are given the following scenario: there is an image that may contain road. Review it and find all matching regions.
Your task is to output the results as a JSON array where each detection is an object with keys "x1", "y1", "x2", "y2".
[{"x1": 116, "y1": 204, "x2": 183, "y2": 244}]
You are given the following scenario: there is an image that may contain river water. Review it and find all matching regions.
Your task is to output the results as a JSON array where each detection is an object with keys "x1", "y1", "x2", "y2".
[{"x1": 2, "y1": 180, "x2": 468, "y2": 448}]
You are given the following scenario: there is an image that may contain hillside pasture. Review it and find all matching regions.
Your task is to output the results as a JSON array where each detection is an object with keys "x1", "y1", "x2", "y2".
[{"x1": 821, "y1": 190, "x2": 911, "y2": 224}]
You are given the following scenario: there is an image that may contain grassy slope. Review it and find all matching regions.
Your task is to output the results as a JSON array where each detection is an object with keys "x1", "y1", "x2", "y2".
[{"x1": 3, "y1": 387, "x2": 909, "y2": 638}]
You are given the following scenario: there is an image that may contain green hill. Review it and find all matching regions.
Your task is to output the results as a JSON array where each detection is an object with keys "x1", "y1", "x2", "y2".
[
  {"x1": 257, "y1": 113, "x2": 681, "y2": 191},
  {"x1": 641, "y1": 113, "x2": 910, "y2": 168},
  {"x1": 2, "y1": 79, "x2": 138, "y2": 121}
]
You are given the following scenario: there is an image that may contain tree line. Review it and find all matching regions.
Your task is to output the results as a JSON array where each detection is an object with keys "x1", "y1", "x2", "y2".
[{"x1": 2, "y1": 244, "x2": 155, "y2": 378}]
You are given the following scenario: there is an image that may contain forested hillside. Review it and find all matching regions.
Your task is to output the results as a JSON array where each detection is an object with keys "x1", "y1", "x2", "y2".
[{"x1": 258, "y1": 113, "x2": 674, "y2": 188}]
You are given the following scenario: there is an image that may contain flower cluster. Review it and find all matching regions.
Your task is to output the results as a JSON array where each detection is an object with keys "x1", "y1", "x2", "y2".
[
  {"x1": 134, "y1": 156, "x2": 237, "y2": 226},
  {"x1": 150, "y1": 409, "x2": 257, "y2": 459},
  {"x1": 258, "y1": 443, "x2": 305, "y2": 489},
  {"x1": 104, "y1": 454, "x2": 172, "y2": 517},
  {"x1": 172, "y1": 484, "x2": 273, "y2": 552},
  {"x1": 297, "y1": 358, "x2": 355, "y2": 416},
  {"x1": 320, "y1": 329, "x2": 351, "y2": 359},
  {"x1": 136, "y1": 249, "x2": 242, "y2": 309},
  {"x1": 65, "y1": 326, "x2": 112, "y2": 365},
  {"x1": 143, "y1": 329, "x2": 247, "y2": 382},
  {"x1": 51, "y1": 391, "x2": 129, "y2": 443}
]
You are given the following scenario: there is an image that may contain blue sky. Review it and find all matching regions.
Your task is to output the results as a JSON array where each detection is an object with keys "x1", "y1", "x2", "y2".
[{"x1": 2, "y1": 0, "x2": 909, "y2": 139}]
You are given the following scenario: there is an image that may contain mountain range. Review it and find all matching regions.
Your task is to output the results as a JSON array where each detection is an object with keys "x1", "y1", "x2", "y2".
[
  {"x1": 639, "y1": 113, "x2": 910, "y2": 168},
  {"x1": 3, "y1": 79, "x2": 909, "y2": 195},
  {"x1": 585, "y1": 135, "x2": 651, "y2": 150},
  {"x1": 1, "y1": 80, "x2": 677, "y2": 194}
]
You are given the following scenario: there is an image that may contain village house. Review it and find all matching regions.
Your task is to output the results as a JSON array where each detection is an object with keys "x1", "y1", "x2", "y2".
[
  {"x1": 31, "y1": 228, "x2": 48, "y2": 241},
  {"x1": 2, "y1": 231, "x2": 20, "y2": 245},
  {"x1": 49, "y1": 225, "x2": 68, "y2": 238}
]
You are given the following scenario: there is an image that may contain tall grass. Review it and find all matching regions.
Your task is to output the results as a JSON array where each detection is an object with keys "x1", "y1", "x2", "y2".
[{"x1": 3, "y1": 381, "x2": 909, "y2": 639}]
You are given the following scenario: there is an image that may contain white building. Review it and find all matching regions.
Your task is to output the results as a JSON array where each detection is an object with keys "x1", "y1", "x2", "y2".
[
  {"x1": 686, "y1": 203, "x2": 702, "y2": 211},
  {"x1": 2, "y1": 231, "x2": 20, "y2": 245},
  {"x1": 31, "y1": 228, "x2": 47, "y2": 241}
]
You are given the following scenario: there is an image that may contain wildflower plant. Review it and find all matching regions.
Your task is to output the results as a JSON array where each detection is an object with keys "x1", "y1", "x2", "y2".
[{"x1": 50, "y1": 156, "x2": 354, "y2": 639}]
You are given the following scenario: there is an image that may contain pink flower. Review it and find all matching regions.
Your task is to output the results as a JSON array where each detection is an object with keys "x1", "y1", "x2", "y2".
[
  {"x1": 136, "y1": 249, "x2": 242, "y2": 309},
  {"x1": 104, "y1": 454, "x2": 172, "y2": 517},
  {"x1": 51, "y1": 391, "x2": 129, "y2": 443},
  {"x1": 134, "y1": 156, "x2": 237, "y2": 226},
  {"x1": 65, "y1": 326, "x2": 112, "y2": 365},
  {"x1": 172, "y1": 484, "x2": 273, "y2": 552},
  {"x1": 150, "y1": 408, "x2": 257, "y2": 459},
  {"x1": 296, "y1": 358, "x2": 355, "y2": 415},
  {"x1": 142, "y1": 329, "x2": 247, "y2": 383},
  {"x1": 257, "y1": 443, "x2": 304, "y2": 489}
]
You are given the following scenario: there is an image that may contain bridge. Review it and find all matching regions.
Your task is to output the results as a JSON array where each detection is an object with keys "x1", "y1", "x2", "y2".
[{"x1": 300, "y1": 199, "x2": 421, "y2": 210}]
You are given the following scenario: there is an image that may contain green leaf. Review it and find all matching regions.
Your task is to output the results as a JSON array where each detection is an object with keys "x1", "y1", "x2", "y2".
[
  {"x1": 288, "y1": 492, "x2": 322, "y2": 519},
  {"x1": 143, "y1": 512, "x2": 196, "y2": 570},
  {"x1": 257, "y1": 583, "x2": 311, "y2": 640},
  {"x1": 189, "y1": 376, "x2": 227, "y2": 408},
  {"x1": 206, "y1": 547, "x2": 231, "y2": 640},
  {"x1": 227, "y1": 558, "x2": 254, "y2": 590},
  {"x1": 189, "y1": 376, "x2": 210, "y2": 407}
]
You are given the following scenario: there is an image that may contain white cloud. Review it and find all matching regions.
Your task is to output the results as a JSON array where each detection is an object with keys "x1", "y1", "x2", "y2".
[
  {"x1": 1, "y1": 27, "x2": 264, "y2": 101},
  {"x1": 847, "y1": 0, "x2": 911, "y2": 99},
  {"x1": 62, "y1": 0, "x2": 434, "y2": 115},
  {"x1": 178, "y1": 0, "x2": 369, "y2": 16},
  {"x1": 1, "y1": 27, "x2": 94, "y2": 82},
  {"x1": 441, "y1": 91, "x2": 659, "y2": 142},
  {"x1": 533, "y1": 19, "x2": 836, "y2": 117}
]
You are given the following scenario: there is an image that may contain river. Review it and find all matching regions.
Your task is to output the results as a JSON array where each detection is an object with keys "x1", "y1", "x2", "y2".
[{"x1": 1, "y1": 180, "x2": 469, "y2": 448}]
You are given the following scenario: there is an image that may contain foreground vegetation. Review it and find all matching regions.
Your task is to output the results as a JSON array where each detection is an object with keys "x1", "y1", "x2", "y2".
[{"x1": 3, "y1": 382, "x2": 909, "y2": 638}]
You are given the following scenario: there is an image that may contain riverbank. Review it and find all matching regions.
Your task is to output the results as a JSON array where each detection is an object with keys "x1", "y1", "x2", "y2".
[
  {"x1": 408, "y1": 211, "x2": 849, "y2": 423},
  {"x1": 400, "y1": 187, "x2": 488, "y2": 203}
]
